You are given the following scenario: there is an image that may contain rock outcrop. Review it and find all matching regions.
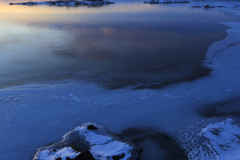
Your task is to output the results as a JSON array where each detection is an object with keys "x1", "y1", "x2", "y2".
[{"x1": 33, "y1": 123, "x2": 140, "y2": 160}]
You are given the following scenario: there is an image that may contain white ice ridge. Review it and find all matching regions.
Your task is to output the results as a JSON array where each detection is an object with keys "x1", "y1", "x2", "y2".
[
  {"x1": 188, "y1": 119, "x2": 240, "y2": 160},
  {"x1": 9, "y1": 0, "x2": 115, "y2": 6},
  {"x1": 143, "y1": 0, "x2": 189, "y2": 4}
]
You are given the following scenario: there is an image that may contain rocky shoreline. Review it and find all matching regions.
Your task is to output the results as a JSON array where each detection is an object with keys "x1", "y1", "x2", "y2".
[
  {"x1": 9, "y1": 0, "x2": 115, "y2": 6},
  {"x1": 143, "y1": 0, "x2": 189, "y2": 4}
]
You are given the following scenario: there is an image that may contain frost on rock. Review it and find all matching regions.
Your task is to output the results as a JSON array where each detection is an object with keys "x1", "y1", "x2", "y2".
[
  {"x1": 9, "y1": 1, "x2": 115, "y2": 6},
  {"x1": 33, "y1": 123, "x2": 140, "y2": 160},
  {"x1": 143, "y1": 0, "x2": 189, "y2": 4},
  {"x1": 187, "y1": 119, "x2": 240, "y2": 160}
]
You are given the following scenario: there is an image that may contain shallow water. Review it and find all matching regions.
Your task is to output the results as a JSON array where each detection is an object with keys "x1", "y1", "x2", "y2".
[{"x1": 0, "y1": 0, "x2": 237, "y2": 89}]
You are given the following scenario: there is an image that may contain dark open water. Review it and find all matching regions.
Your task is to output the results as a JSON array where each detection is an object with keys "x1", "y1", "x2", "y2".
[{"x1": 0, "y1": 0, "x2": 238, "y2": 89}]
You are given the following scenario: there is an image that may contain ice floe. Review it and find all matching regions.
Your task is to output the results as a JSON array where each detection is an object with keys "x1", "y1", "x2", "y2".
[{"x1": 33, "y1": 123, "x2": 140, "y2": 160}]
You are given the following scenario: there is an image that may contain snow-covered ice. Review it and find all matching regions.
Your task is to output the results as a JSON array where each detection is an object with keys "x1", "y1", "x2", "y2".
[
  {"x1": 183, "y1": 119, "x2": 240, "y2": 160},
  {"x1": 200, "y1": 119, "x2": 240, "y2": 159},
  {"x1": 34, "y1": 147, "x2": 80, "y2": 160}
]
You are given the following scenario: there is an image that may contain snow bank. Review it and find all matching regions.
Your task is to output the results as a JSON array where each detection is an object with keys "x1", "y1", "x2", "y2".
[{"x1": 34, "y1": 123, "x2": 140, "y2": 160}]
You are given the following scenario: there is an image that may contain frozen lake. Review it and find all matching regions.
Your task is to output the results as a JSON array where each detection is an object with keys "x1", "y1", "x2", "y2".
[{"x1": 1, "y1": 0, "x2": 240, "y2": 159}]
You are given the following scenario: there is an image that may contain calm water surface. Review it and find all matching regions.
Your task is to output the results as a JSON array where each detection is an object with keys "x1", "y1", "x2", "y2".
[{"x1": 0, "y1": 0, "x2": 238, "y2": 89}]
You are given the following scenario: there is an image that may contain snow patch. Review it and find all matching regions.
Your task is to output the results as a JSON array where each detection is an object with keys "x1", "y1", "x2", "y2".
[
  {"x1": 181, "y1": 119, "x2": 240, "y2": 160},
  {"x1": 90, "y1": 141, "x2": 133, "y2": 160},
  {"x1": 71, "y1": 125, "x2": 113, "y2": 145},
  {"x1": 34, "y1": 147, "x2": 80, "y2": 160},
  {"x1": 199, "y1": 119, "x2": 240, "y2": 160}
]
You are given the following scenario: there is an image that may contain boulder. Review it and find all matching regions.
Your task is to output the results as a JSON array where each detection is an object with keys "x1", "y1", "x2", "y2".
[{"x1": 33, "y1": 123, "x2": 140, "y2": 160}]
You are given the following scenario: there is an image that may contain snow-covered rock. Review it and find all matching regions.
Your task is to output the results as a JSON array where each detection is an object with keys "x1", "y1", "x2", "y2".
[
  {"x1": 9, "y1": 1, "x2": 115, "y2": 6},
  {"x1": 143, "y1": 0, "x2": 189, "y2": 4},
  {"x1": 33, "y1": 123, "x2": 140, "y2": 160}
]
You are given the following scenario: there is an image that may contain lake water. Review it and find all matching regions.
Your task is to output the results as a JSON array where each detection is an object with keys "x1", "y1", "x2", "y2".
[{"x1": 0, "y1": 0, "x2": 237, "y2": 89}]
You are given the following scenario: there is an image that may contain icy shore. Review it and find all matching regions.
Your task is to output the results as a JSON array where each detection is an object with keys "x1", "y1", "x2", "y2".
[
  {"x1": 9, "y1": 0, "x2": 115, "y2": 6},
  {"x1": 180, "y1": 8, "x2": 240, "y2": 159}
]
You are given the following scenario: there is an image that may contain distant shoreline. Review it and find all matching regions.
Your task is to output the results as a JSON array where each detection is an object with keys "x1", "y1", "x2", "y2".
[{"x1": 9, "y1": 0, "x2": 115, "y2": 6}]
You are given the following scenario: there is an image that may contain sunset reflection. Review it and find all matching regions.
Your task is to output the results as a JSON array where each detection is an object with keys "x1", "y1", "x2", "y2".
[{"x1": 0, "y1": 2, "x2": 235, "y2": 88}]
